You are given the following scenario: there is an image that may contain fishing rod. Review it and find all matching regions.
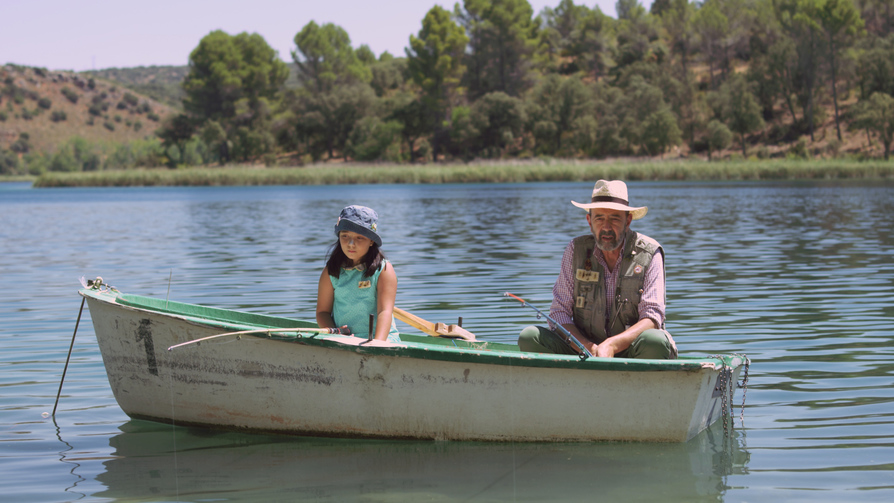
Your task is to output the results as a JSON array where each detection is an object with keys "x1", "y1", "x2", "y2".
[
  {"x1": 503, "y1": 292, "x2": 592, "y2": 360},
  {"x1": 167, "y1": 326, "x2": 352, "y2": 351}
]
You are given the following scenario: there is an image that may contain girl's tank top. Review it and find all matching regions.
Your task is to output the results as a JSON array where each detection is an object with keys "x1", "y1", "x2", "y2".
[{"x1": 329, "y1": 261, "x2": 400, "y2": 342}]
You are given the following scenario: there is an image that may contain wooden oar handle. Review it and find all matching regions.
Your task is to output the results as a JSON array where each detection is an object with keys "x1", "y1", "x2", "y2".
[{"x1": 393, "y1": 307, "x2": 476, "y2": 341}]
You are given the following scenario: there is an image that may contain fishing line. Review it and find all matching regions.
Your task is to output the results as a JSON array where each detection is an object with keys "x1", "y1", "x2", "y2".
[{"x1": 165, "y1": 269, "x2": 173, "y2": 309}]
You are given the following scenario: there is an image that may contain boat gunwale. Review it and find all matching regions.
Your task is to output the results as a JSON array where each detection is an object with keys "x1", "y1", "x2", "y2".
[{"x1": 81, "y1": 288, "x2": 744, "y2": 372}]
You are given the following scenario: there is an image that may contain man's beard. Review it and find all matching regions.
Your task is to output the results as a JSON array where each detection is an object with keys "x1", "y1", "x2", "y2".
[{"x1": 595, "y1": 227, "x2": 625, "y2": 252}]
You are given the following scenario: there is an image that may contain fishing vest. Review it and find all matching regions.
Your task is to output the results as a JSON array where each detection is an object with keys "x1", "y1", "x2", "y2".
[{"x1": 570, "y1": 230, "x2": 664, "y2": 344}]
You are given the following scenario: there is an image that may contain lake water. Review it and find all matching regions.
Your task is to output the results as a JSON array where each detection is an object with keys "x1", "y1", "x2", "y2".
[{"x1": 1, "y1": 179, "x2": 893, "y2": 502}]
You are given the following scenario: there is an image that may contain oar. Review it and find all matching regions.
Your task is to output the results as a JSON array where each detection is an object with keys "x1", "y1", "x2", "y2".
[
  {"x1": 503, "y1": 292, "x2": 592, "y2": 360},
  {"x1": 393, "y1": 307, "x2": 476, "y2": 341},
  {"x1": 167, "y1": 326, "x2": 352, "y2": 351}
]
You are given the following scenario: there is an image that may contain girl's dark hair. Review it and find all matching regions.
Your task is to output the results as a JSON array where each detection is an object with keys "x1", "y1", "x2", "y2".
[{"x1": 325, "y1": 240, "x2": 386, "y2": 278}]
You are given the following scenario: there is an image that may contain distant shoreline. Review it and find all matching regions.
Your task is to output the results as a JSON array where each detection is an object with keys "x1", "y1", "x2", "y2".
[
  {"x1": 21, "y1": 159, "x2": 894, "y2": 188},
  {"x1": 0, "y1": 176, "x2": 35, "y2": 183}
]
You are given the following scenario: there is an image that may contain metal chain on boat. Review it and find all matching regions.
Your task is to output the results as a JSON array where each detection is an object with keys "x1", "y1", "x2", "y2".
[
  {"x1": 709, "y1": 353, "x2": 751, "y2": 438},
  {"x1": 735, "y1": 353, "x2": 750, "y2": 424},
  {"x1": 721, "y1": 358, "x2": 732, "y2": 437},
  {"x1": 82, "y1": 276, "x2": 118, "y2": 293},
  {"x1": 709, "y1": 354, "x2": 733, "y2": 439},
  {"x1": 706, "y1": 354, "x2": 735, "y2": 472}
]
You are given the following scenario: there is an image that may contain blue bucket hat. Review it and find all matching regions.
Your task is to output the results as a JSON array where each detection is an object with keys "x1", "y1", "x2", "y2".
[{"x1": 334, "y1": 205, "x2": 382, "y2": 247}]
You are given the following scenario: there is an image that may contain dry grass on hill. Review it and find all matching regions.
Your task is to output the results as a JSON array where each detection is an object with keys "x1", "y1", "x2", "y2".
[{"x1": 1, "y1": 65, "x2": 176, "y2": 154}]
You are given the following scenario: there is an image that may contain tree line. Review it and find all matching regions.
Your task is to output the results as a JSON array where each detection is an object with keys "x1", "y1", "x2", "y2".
[{"x1": 61, "y1": 0, "x2": 894, "y2": 169}]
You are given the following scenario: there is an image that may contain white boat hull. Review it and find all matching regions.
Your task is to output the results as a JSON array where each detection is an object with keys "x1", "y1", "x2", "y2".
[{"x1": 84, "y1": 289, "x2": 746, "y2": 442}]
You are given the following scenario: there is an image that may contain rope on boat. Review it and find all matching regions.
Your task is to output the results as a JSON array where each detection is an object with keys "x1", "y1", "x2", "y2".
[
  {"x1": 54, "y1": 276, "x2": 118, "y2": 417},
  {"x1": 79, "y1": 276, "x2": 119, "y2": 294},
  {"x1": 52, "y1": 297, "x2": 86, "y2": 417}
]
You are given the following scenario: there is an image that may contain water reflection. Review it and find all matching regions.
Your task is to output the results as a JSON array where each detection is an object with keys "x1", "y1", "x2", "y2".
[
  {"x1": 52, "y1": 418, "x2": 87, "y2": 501},
  {"x1": 94, "y1": 420, "x2": 748, "y2": 502}
]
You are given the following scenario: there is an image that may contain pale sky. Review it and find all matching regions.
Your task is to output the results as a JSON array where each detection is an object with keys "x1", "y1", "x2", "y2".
[{"x1": 1, "y1": 0, "x2": 650, "y2": 72}]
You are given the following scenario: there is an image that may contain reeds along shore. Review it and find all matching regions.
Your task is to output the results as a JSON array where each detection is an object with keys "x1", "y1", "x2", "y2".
[{"x1": 27, "y1": 159, "x2": 894, "y2": 188}]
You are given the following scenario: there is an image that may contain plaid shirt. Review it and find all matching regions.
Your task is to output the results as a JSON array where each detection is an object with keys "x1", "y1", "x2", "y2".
[{"x1": 550, "y1": 235, "x2": 665, "y2": 332}]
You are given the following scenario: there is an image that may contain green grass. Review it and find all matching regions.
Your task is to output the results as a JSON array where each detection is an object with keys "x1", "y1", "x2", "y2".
[{"x1": 30, "y1": 158, "x2": 894, "y2": 188}]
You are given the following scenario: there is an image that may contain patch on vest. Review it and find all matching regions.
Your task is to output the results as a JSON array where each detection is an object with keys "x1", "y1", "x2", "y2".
[
  {"x1": 625, "y1": 263, "x2": 644, "y2": 277},
  {"x1": 576, "y1": 296, "x2": 586, "y2": 308},
  {"x1": 575, "y1": 269, "x2": 600, "y2": 282},
  {"x1": 358, "y1": 280, "x2": 372, "y2": 289}
]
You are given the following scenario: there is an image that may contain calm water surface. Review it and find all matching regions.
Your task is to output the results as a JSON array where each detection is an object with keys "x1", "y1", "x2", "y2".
[{"x1": 1, "y1": 180, "x2": 893, "y2": 502}]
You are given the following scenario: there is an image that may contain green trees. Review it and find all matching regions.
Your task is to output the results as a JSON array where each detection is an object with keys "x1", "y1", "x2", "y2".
[
  {"x1": 292, "y1": 22, "x2": 371, "y2": 93},
  {"x1": 407, "y1": 5, "x2": 469, "y2": 160},
  {"x1": 774, "y1": 0, "x2": 826, "y2": 141},
  {"x1": 346, "y1": 116, "x2": 403, "y2": 162},
  {"x1": 661, "y1": 0, "x2": 696, "y2": 75},
  {"x1": 612, "y1": 76, "x2": 682, "y2": 156},
  {"x1": 711, "y1": 75, "x2": 765, "y2": 157},
  {"x1": 0, "y1": 148, "x2": 20, "y2": 175},
  {"x1": 136, "y1": 0, "x2": 889, "y2": 167},
  {"x1": 527, "y1": 74, "x2": 593, "y2": 155},
  {"x1": 157, "y1": 114, "x2": 196, "y2": 167},
  {"x1": 815, "y1": 0, "x2": 864, "y2": 140},
  {"x1": 286, "y1": 21, "x2": 384, "y2": 161},
  {"x1": 458, "y1": 0, "x2": 538, "y2": 99},
  {"x1": 469, "y1": 91, "x2": 527, "y2": 156},
  {"x1": 692, "y1": 0, "x2": 729, "y2": 90},
  {"x1": 48, "y1": 137, "x2": 102, "y2": 172},
  {"x1": 184, "y1": 31, "x2": 288, "y2": 123},
  {"x1": 179, "y1": 30, "x2": 288, "y2": 164},
  {"x1": 304, "y1": 84, "x2": 377, "y2": 161},
  {"x1": 537, "y1": 0, "x2": 608, "y2": 77},
  {"x1": 706, "y1": 120, "x2": 733, "y2": 160},
  {"x1": 856, "y1": 34, "x2": 894, "y2": 98},
  {"x1": 614, "y1": 0, "x2": 666, "y2": 74},
  {"x1": 852, "y1": 92, "x2": 894, "y2": 159}
]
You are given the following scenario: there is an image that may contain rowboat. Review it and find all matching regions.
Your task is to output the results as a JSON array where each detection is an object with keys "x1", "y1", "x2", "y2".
[{"x1": 79, "y1": 279, "x2": 749, "y2": 443}]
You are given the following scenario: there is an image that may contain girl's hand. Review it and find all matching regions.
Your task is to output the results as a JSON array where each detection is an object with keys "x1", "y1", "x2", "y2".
[{"x1": 373, "y1": 262, "x2": 398, "y2": 341}]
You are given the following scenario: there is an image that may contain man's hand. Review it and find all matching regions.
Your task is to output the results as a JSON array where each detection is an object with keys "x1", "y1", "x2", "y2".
[
  {"x1": 595, "y1": 339, "x2": 619, "y2": 358},
  {"x1": 596, "y1": 318, "x2": 658, "y2": 358}
]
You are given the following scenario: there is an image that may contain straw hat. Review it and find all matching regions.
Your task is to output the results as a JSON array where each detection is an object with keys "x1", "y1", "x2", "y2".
[{"x1": 571, "y1": 180, "x2": 648, "y2": 220}]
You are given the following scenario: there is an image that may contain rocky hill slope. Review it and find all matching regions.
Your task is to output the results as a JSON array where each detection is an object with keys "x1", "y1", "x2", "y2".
[{"x1": 1, "y1": 64, "x2": 176, "y2": 155}]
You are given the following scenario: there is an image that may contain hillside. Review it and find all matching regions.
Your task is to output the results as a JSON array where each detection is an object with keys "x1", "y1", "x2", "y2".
[
  {"x1": 82, "y1": 63, "x2": 304, "y2": 106},
  {"x1": 82, "y1": 65, "x2": 189, "y2": 109},
  {"x1": 71, "y1": 64, "x2": 884, "y2": 163},
  {"x1": 2, "y1": 60, "x2": 888, "y2": 171},
  {"x1": 1, "y1": 64, "x2": 176, "y2": 155}
]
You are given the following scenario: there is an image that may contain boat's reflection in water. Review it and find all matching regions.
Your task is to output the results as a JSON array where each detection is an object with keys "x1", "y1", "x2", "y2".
[{"x1": 93, "y1": 420, "x2": 749, "y2": 502}]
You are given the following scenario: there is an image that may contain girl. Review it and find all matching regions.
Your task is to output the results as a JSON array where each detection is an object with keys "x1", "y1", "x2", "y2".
[{"x1": 316, "y1": 205, "x2": 400, "y2": 342}]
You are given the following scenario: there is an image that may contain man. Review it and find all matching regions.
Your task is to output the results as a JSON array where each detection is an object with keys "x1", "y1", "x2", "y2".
[{"x1": 518, "y1": 180, "x2": 677, "y2": 359}]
